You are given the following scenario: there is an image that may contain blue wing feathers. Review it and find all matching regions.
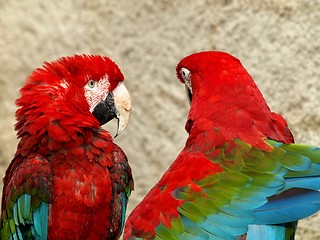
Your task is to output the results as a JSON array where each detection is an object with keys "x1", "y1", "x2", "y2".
[
  {"x1": 10, "y1": 194, "x2": 48, "y2": 240},
  {"x1": 202, "y1": 217, "x2": 247, "y2": 237},
  {"x1": 182, "y1": 216, "x2": 225, "y2": 240},
  {"x1": 16, "y1": 227, "x2": 23, "y2": 240},
  {"x1": 22, "y1": 194, "x2": 31, "y2": 220},
  {"x1": 207, "y1": 209, "x2": 253, "y2": 227},
  {"x1": 120, "y1": 192, "x2": 128, "y2": 235},
  {"x1": 16, "y1": 194, "x2": 31, "y2": 225},
  {"x1": 200, "y1": 209, "x2": 253, "y2": 239},
  {"x1": 246, "y1": 225, "x2": 287, "y2": 240},
  {"x1": 251, "y1": 142, "x2": 320, "y2": 224},
  {"x1": 283, "y1": 176, "x2": 320, "y2": 191},
  {"x1": 33, "y1": 201, "x2": 48, "y2": 239},
  {"x1": 17, "y1": 199, "x2": 24, "y2": 226},
  {"x1": 13, "y1": 202, "x2": 19, "y2": 226},
  {"x1": 253, "y1": 189, "x2": 320, "y2": 224},
  {"x1": 228, "y1": 197, "x2": 266, "y2": 209}
]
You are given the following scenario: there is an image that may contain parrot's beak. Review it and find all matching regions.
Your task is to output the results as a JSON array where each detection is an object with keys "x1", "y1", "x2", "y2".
[
  {"x1": 92, "y1": 83, "x2": 132, "y2": 137},
  {"x1": 185, "y1": 86, "x2": 192, "y2": 104},
  {"x1": 112, "y1": 83, "x2": 132, "y2": 137}
]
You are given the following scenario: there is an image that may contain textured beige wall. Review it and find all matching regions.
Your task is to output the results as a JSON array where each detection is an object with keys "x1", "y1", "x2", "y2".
[{"x1": 0, "y1": 0, "x2": 319, "y2": 239}]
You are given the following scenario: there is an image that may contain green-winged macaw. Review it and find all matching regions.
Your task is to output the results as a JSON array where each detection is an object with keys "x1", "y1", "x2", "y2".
[
  {"x1": 1, "y1": 55, "x2": 133, "y2": 239},
  {"x1": 124, "y1": 51, "x2": 320, "y2": 240}
]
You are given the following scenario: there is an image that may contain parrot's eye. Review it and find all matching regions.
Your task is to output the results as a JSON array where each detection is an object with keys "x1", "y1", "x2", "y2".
[
  {"x1": 86, "y1": 80, "x2": 96, "y2": 89},
  {"x1": 180, "y1": 67, "x2": 193, "y2": 104},
  {"x1": 180, "y1": 68, "x2": 192, "y2": 93},
  {"x1": 181, "y1": 68, "x2": 190, "y2": 79}
]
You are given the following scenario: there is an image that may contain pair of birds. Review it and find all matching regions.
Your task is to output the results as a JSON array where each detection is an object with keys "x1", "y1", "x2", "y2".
[{"x1": 0, "y1": 51, "x2": 319, "y2": 240}]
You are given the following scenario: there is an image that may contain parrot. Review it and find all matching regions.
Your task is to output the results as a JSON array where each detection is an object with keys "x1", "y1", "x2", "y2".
[
  {"x1": 0, "y1": 54, "x2": 133, "y2": 240},
  {"x1": 124, "y1": 51, "x2": 320, "y2": 240}
]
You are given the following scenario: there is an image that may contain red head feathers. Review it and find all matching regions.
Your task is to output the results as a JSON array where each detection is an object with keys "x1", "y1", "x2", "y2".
[
  {"x1": 15, "y1": 54, "x2": 132, "y2": 155},
  {"x1": 176, "y1": 51, "x2": 293, "y2": 150}
]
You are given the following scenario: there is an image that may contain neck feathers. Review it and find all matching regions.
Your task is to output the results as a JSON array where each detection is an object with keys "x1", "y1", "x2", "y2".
[{"x1": 187, "y1": 77, "x2": 293, "y2": 151}]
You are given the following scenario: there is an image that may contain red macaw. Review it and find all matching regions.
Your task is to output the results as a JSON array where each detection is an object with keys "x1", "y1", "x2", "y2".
[
  {"x1": 124, "y1": 51, "x2": 320, "y2": 240},
  {"x1": 0, "y1": 55, "x2": 133, "y2": 239}
]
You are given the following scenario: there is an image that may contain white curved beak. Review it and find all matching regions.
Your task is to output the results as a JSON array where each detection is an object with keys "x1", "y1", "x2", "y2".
[{"x1": 112, "y1": 83, "x2": 132, "y2": 137}]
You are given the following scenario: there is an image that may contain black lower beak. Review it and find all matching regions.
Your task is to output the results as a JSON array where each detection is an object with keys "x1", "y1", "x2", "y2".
[
  {"x1": 186, "y1": 86, "x2": 192, "y2": 104},
  {"x1": 92, "y1": 93, "x2": 117, "y2": 126}
]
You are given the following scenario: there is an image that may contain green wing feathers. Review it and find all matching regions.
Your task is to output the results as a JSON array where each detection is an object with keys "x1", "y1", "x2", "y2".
[{"x1": 155, "y1": 139, "x2": 320, "y2": 239}]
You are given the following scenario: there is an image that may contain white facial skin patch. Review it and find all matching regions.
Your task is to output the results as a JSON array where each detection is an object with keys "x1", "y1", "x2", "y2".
[{"x1": 84, "y1": 76, "x2": 110, "y2": 112}]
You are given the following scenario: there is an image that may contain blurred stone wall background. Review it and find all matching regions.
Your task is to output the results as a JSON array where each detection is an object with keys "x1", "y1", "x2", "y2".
[{"x1": 0, "y1": 0, "x2": 319, "y2": 238}]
